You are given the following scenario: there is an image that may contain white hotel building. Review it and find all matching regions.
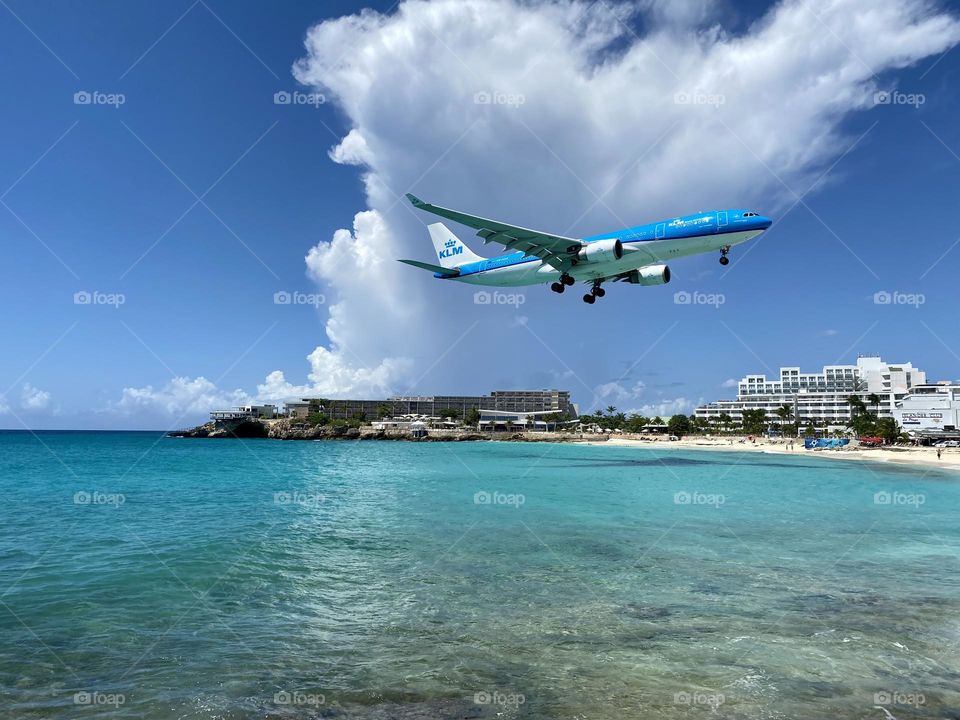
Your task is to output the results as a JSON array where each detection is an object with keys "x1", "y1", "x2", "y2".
[
  {"x1": 893, "y1": 384, "x2": 960, "y2": 437},
  {"x1": 695, "y1": 356, "x2": 927, "y2": 426}
]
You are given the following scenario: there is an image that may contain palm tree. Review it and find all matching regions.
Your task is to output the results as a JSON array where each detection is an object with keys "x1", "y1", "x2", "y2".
[
  {"x1": 846, "y1": 395, "x2": 866, "y2": 417},
  {"x1": 718, "y1": 412, "x2": 733, "y2": 434},
  {"x1": 867, "y1": 393, "x2": 882, "y2": 415},
  {"x1": 775, "y1": 404, "x2": 792, "y2": 433}
]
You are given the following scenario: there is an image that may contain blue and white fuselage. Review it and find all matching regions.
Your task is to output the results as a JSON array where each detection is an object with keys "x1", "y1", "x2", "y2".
[{"x1": 399, "y1": 196, "x2": 772, "y2": 303}]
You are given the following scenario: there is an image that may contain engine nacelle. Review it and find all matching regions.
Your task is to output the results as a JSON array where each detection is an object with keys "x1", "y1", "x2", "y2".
[
  {"x1": 578, "y1": 239, "x2": 623, "y2": 263},
  {"x1": 625, "y1": 264, "x2": 671, "y2": 286}
]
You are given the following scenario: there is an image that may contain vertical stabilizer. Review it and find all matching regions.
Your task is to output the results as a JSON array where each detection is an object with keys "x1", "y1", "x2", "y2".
[{"x1": 428, "y1": 223, "x2": 484, "y2": 268}]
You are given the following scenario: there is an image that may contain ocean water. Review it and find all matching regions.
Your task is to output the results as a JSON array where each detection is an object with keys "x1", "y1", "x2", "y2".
[{"x1": 1, "y1": 432, "x2": 959, "y2": 719}]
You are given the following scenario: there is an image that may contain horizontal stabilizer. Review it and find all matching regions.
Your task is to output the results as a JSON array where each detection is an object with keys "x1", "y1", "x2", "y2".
[{"x1": 398, "y1": 259, "x2": 460, "y2": 277}]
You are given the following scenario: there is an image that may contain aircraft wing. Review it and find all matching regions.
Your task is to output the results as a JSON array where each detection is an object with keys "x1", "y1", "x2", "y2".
[{"x1": 406, "y1": 194, "x2": 583, "y2": 271}]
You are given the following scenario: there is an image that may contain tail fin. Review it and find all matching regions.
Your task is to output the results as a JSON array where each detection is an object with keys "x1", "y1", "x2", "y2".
[{"x1": 428, "y1": 222, "x2": 484, "y2": 268}]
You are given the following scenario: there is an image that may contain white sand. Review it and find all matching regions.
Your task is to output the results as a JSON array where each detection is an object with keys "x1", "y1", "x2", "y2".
[{"x1": 580, "y1": 434, "x2": 960, "y2": 472}]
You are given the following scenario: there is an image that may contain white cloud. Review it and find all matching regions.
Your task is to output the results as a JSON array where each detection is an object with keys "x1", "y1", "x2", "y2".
[
  {"x1": 635, "y1": 397, "x2": 698, "y2": 418},
  {"x1": 110, "y1": 0, "x2": 960, "y2": 420},
  {"x1": 21, "y1": 384, "x2": 51, "y2": 411},
  {"x1": 329, "y1": 129, "x2": 374, "y2": 167},
  {"x1": 721, "y1": 378, "x2": 737, "y2": 388},
  {"x1": 283, "y1": 0, "x2": 960, "y2": 398},
  {"x1": 593, "y1": 380, "x2": 647, "y2": 406},
  {"x1": 113, "y1": 377, "x2": 251, "y2": 418}
]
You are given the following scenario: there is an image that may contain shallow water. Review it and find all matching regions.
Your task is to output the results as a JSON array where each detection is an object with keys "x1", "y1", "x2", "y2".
[{"x1": 1, "y1": 432, "x2": 958, "y2": 719}]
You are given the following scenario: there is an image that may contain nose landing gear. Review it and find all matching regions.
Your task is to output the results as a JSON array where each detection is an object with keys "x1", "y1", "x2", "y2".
[{"x1": 719, "y1": 245, "x2": 731, "y2": 266}]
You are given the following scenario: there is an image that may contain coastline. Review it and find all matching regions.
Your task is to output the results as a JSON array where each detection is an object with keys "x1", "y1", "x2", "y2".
[
  {"x1": 170, "y1": 420, "x2": 960, "y2": 473},
  {"x1": 584, "y1": 435, "x2": 960, "y2": 472}
]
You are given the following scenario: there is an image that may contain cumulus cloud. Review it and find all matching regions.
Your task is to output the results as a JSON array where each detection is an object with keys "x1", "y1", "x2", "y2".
[
  {"x1": 113, "y1": 377, "x2": 251, "y2": 418},
  {"x1": 721, "y1": 378, "x2": 737, "y2": 388},
  {"x1": 593, "y1": 379, "x2": 647, "y2": 406},
  {"x1": 109, "y1": 0, "x2": 960, "y2": 417},
  {"x1": 634, "y1": 397, "x2": 698, "y2": 418},
  {"x1": 21, "y1": 384, "x2": 51, "y2": 411},
  {"x1": 284, "y1": 0, "x2": 960, "y2": 398}
]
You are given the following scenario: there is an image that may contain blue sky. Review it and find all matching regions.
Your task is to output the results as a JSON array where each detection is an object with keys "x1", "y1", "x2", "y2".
[{"x1": 2, "y1": 0, "x2": 960, "y2": 429}]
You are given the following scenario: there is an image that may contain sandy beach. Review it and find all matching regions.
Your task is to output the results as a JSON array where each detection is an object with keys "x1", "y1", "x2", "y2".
[{"x1": 583, "y1": 434, "x2": 960, "y2": 472}]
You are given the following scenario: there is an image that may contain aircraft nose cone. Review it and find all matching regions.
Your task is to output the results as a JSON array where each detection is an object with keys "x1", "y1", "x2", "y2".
[{"x1": 757, "y1": 216, "x2": 773, "y2": 230}]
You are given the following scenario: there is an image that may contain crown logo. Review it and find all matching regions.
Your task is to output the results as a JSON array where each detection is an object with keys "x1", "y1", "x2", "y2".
[{"x1": 444, "y1": 238, "x2": 457, "y2": 248}]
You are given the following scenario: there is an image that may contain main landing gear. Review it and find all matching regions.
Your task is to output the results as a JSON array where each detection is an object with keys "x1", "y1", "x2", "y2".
[
  {"x1": 583, "y1": 281, "x2": 605, "y2": 304},
  {"x1": 550, "y1": 274, "x2": 576, "y2": 293},
  {"x1": 719, "y1": 245, "x2": 731, "y2": 266}
]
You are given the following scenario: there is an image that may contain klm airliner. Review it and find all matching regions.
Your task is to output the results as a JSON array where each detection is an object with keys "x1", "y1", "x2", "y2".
[{"x1": 399, "y1": 194, "x2": 773, "y2": 304}]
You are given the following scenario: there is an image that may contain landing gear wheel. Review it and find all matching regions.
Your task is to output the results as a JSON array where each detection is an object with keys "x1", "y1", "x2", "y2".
[
  {"x1": 561, "y1": 274, "x2": 576, "y2": 286},
  {"x1": 583, "y1": 294, "x2": 596, "y2": 304},
  {"x1": 593, "y1": 287, "x2": 606, "y2": 298},
  {"x1": 719, "y1": 255, "x2": 730, "y2": 266},
  {"x1": 551, "y1": 282, "x2": 565, "y2": 293}
]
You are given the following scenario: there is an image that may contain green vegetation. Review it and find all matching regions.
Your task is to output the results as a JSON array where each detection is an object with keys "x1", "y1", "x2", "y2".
[
  {"x1": 439, "y1": 408, "x2": 462, "y2": 421},
  {"x1": 845, "y1": 395, "x2": 903, "y2": 440},
  {"x1": 307, "y1": 412, "x2": 330, "y2": 426},
  {"x1": 464, "y1": 408, "x2": 481, "y2": 426},
  {"x1": 667, "y1": 414, "x2": 691, "y2": 438},
  {"x1": 740, "y1": 408, "x2": 768, "y2": 435}
]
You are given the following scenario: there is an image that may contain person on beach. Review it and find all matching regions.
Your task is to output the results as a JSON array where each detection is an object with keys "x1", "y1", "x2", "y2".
[{"x1": 938, "y1": 448, "x2": 942, "y2": 460}]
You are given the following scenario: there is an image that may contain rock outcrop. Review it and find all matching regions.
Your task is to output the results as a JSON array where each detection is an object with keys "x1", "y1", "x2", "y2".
[{"x1": 168, "y1": 419, "x2": 601, "y2": 443}]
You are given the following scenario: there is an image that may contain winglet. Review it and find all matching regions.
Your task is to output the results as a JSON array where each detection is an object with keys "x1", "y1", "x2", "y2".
[{"x1": 406, "y1": 193, "x2": 425, "y2": 207}]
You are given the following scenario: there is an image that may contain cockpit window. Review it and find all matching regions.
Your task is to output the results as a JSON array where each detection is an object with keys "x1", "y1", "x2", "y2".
[{"x1": 743, "y1": 212, "x2": 758, "y2": 217}]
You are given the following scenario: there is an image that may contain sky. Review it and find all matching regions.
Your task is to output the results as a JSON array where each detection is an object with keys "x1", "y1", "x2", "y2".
[{"x1": 2, "y1": 0, "x2": 960, "y2": 430}]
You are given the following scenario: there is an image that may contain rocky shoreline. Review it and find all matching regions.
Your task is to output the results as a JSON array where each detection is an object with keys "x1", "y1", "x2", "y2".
[{"x1": 167, "y1": 418, "x2": 603, "y2": 443}]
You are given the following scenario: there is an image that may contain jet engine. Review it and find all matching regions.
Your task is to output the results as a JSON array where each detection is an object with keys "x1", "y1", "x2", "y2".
[
  {"x1": 578, "y1": 239, "x2": 623, "y2": 263},
  {"x1": 624, "y1": 264, "x2": 671, "y2": 285}
]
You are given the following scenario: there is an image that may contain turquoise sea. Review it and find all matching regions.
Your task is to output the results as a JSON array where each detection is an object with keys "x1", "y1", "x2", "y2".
[{"x1": 1, "y1": 432, "x2": 959, "y2": 719}]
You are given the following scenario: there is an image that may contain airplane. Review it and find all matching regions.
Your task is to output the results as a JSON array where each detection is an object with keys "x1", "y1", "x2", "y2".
[{"x1": 399, "y1": 194, "x2": 773, "y2": 304}]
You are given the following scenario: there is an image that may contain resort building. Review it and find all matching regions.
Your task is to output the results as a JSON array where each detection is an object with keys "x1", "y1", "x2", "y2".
[
  {"x1": 695, "y1": 356, "x2": 927, "y2": 426},
  {"x1": 210, "y1": 404, "x2": 278, "y2": 421},
  {"x1": 893, "y1": 384, "x2": 960, "y2": 438},
  {"x1": 477, "y1": 409, "x2": 576, "y2": 432},
  {"x1": 286, "y1": 390, "x2": 577, "y2": 422}
]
